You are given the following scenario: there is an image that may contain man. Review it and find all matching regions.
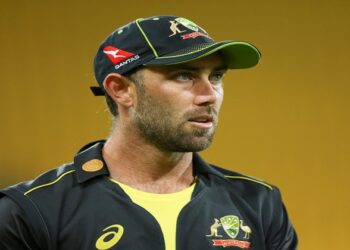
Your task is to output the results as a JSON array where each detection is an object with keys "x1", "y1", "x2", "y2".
[{"x1": 0, "y1": 16, "x2": 298, "y2": 249}]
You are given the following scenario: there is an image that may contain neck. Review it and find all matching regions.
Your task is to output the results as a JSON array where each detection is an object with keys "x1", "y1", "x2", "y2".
[{"x1": 102, "y1": 123, "x2": 195, "y2": 194}]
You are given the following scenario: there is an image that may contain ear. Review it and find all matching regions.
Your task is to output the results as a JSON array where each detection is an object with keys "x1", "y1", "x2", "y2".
[{"x1": 103, "y1": 73, "x2": 135, "y2": 108}]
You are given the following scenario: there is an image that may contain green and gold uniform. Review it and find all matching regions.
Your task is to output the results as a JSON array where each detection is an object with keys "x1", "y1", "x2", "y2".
[{"x1": 0, "y1": 141, "x2": 297, "y2": 249}]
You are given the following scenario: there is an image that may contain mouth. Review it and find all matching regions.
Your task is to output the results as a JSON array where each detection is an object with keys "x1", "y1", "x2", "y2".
[{"x1": 188, "y1": 115, "x2": 214, "y2": 128}]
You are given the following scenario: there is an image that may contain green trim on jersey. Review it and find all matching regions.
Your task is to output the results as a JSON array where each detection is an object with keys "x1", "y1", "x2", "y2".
[
  {"x1": 224, "y1": 175, "x2": 273, "y2": 190},
  {"x1": 24, "y1": 170, "x2": 76, "y2": 196}
]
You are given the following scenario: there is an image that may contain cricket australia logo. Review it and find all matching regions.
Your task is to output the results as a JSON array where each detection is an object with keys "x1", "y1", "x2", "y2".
[
  {"x1": 206, "y1": 215, "x2": 251, "y2": 248},
  {"x1": 168, "y1": 17, "x2": 211, "y2": 40}
]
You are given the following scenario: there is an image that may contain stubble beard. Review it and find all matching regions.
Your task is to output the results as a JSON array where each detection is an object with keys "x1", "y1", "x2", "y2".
[{"x1": 132, "y1": 85, "x2": 218, "y2": 153}]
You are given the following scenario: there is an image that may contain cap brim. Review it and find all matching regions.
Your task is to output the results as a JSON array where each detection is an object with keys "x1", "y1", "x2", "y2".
[{"x1": 143, "y1": 41, "x2": 261, "y2": 69}]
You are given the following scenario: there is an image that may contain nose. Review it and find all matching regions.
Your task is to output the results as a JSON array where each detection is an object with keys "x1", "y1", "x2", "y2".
[{"x1": 193, "y1": 78, "x2": 222, "y2": 106}]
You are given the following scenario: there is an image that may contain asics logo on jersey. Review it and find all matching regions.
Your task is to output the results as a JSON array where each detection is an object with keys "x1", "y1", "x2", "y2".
[
  {"x1": 103, "y1": 46, "x2": 135, "y2": 65},
  {"x1": 95, "y1": 224, "x2": 124, "y2": 250}
]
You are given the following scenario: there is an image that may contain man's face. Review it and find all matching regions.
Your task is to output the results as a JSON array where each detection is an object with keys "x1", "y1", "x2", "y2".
[{"x1": 131, "y1": 53, "x2": 226, "y2": 152}]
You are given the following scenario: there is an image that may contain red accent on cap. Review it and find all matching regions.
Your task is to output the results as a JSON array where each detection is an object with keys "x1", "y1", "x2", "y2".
[
  {"x1": 103, "y1": 46, "x2": 135, "y2": 65},
  {"x1": 181, "y1": 32, "x2": 211, "y2": 40}
]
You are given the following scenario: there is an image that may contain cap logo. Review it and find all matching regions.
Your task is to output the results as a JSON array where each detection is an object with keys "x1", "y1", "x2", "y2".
[
  {"x1": 169, "y1": 20, "x2": 185, "y2": 37},
  {"x1": 181, "y1": 32, "x2": 211, "y2": 40},
  {"x1": 175, "y1": 17, "x2": 200, "y2": 32},
  {"x1": 103, "y1": 46, "x2": 135, "y2": 65},
  {"x1": 168, "y1": 17, "x2": 211, "y2": 40}
]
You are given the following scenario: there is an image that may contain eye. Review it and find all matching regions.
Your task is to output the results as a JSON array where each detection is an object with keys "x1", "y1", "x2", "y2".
[
  {"x1": 175, "y1": 72, "x2": 193, "y2": 82},
  {"x1": 209, "y1": 72, "x2": 225, "y2": 84}
]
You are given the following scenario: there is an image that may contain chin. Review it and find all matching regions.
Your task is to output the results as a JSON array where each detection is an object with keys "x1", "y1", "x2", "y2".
[{"x1": 176, "y1": 137, "x2": 213, "y2": 152}]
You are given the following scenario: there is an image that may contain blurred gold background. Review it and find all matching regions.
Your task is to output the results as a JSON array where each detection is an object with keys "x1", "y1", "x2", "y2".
[{"x1": 1, "y1": 0, "x2": 349, "y2": 249}]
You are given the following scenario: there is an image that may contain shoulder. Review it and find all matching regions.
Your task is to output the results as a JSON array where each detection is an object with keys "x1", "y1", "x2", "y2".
[
  {"x1": 0, "y1": 163, "x2": 78, "y2": 231},
  {"x1": 194, "y1": 153, "x2": 279, "y2": 202},
  {"x1": 205, "y1": 163, "x2": 287, "y2": 211},
  {"x1": 1, "y1": 163, "x2": 76, "y2": 198},
  {"x1": 0, "y1": 141, "x2": 109, "y2": 248},
  {"x1": 0, "y1": 140, "x2": 108, "y2": 209},
  {"x1": 194, "y1": 153, "x2": 275, "y2": 194},
  {"x1": 1, "y1": 140, "x2": 107, "y2": 198},
  {"x1": 24, "y1": 163, "x2": 77, "y2": 196},
  {"x1": 209, "y1": 164, "x2": 276, "y2": 192}
]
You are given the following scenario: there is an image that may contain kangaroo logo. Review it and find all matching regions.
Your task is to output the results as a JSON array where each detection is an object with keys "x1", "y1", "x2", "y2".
[
  {"x1": 168, "y1": 20, "x2": 185, "y2": 37},
  {"x1": 206, "y1": 218, "x2": 223, "y2": 237}
]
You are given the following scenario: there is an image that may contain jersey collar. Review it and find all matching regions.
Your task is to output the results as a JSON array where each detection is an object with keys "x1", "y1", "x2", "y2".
[
  {"x1": 74, "y1": 140, "x2": 109, "y2": 183},
  {"x1": 74, "y1": 140, "x2": 226, "y2": 184}
]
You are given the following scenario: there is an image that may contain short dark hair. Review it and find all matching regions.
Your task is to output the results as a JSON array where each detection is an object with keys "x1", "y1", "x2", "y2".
[{"x1": 104, "y1": 68, "x2": 144, "y2": 117}]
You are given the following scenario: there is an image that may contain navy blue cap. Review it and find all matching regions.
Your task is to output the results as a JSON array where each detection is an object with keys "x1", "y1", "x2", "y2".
[{"x1": 92, "y1": 15, "x2": 261, "y2": 96}]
